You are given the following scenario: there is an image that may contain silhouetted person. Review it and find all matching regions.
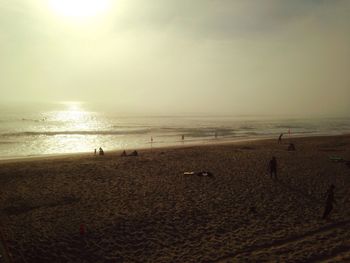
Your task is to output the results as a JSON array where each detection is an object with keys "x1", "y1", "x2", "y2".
[
  {"x1": 181, "y1": 135, "x2": 185, "y2": 141},
  {"x1": 287, "y1": 143, "x2": 296, "y2": 151},
  {"x1": 322, "y1": 184, "x2": 336, "y2": 219},
  {"x1": 99, "y1": 147, "x2": 104, "y2": 156},
  {"x1": 94, "y1": 149, "x2": 97, "y2": 155},
  {"x1": 121, "y1": 150, "x2": 127, "y2": 157},
  {"x1": 130, "y1": 150, "x2": 138, "y2": 156},
  {"x1": 278, "y1": 133, "x2": 283, "y2": 144},
  {"x1": 269, "y1": 156, "x2": 277, "y2": 179}
]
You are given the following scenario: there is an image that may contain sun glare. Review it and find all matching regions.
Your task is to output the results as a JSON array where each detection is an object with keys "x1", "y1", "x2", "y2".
[
  {"x1": 49, "y1": 0, "x2": 110, "y2": 19},
  {"x1": 52, "y1": 101, "x2": 91, "y2": 125}
]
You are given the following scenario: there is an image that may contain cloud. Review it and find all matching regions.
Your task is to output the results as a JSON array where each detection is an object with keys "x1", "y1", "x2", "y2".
[
  {"x1": 110, "y1": 0, "x2": 339, "y2": 38},
  {"x1": 0, "y1": 0, "x2": 349, "y2": 116}
]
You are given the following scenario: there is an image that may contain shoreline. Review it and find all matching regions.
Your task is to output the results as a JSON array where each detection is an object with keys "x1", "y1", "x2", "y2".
[{"x1": 1, "y1": 133, "x2": 349, "y2": 164}]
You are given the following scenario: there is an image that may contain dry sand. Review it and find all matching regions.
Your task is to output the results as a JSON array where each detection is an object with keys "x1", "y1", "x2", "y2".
[{"x1": 0, "y1": 135, "x2": 350, "y2": 262}]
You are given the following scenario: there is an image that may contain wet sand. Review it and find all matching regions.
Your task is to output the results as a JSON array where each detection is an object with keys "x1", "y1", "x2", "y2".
[{"x1": 1, "y1": 135, "x2": 350, "y2": 262}]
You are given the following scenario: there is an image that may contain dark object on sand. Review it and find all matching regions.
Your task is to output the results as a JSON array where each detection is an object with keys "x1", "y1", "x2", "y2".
[
  {"x1": 269, "y1": 156, "x2": 277, "y2": 179},
  {"x1": 99, "y1": 147, "x2": 104, "y2": 156},
  {"x1": 322, "y1": 184, "x2": 336, "y2": 219},
  {"x1": 345, "y1": 161, "x2": 350, "y2": 168},
  {"x1": 197, "y1": 171, "x2": 213, "y2": 177},
  {"x1": 121, "y1": 150, "x2": 139, "y2": 157},
  {"x1": 129, "y1": 150, "x2": 138, "y2": 156},
  {"x1": 287, "y1": 143, "x2": 296, "y2": 151}
]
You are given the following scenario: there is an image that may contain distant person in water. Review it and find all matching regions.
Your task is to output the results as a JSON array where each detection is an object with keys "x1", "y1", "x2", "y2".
[
  {"x1": 94, "y1": 149, "x2": 97, "y2": 155},
  {"x1": 99, "y1": 147, "x2": 104, "y2": 156},
  {"x1": 278, "y1": 133, "x2": 284, "y2": 144},
  {"x1": 269, "y1": 156, "x2": 277, "y2": 179},
  {"x1": 322, "y1": 184, "x2": 336, "y2": 219}
]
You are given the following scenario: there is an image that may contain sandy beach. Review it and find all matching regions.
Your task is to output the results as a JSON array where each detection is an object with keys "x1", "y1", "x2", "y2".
[{"x1": 1, "y1": 135, "x2": 350, "y2": 262}]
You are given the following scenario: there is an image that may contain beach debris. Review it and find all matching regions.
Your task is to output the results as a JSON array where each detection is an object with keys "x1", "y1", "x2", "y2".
[{"x1": 184, "y1": 171, "x2": 195, "y2": 176}]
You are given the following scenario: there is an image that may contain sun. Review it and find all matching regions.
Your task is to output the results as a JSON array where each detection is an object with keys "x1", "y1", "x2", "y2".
[{"x1": 49, "y1": 0, "x2": 110, "y2": 19}]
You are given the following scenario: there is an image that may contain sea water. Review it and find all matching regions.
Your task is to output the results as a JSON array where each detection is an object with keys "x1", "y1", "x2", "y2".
[{"x1": 0, "y1": 103, "x2": 349, "y2": 159}]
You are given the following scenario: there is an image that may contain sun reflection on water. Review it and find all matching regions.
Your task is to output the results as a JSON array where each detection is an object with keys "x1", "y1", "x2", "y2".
[
  {"x1": 45, "y1": 101, "x2": 100, "y2": 153},
  {"x1": 52, "y1": 102, "x2": 92, "y2": 123}
]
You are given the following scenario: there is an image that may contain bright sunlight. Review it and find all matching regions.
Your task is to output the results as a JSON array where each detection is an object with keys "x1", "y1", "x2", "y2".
[{"x1": 49, "y1": 0, "x2": 110, "y2": 19}]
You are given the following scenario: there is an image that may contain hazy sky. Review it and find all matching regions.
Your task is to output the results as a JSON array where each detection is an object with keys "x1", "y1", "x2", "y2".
[{"x1": 1, "y1": 0, "x2": 349, "y2": 116}]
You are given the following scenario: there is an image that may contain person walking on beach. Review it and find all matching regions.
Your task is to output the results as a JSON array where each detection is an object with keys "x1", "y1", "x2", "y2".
[
  {"x1": 322, "y1": 184, "x2": 336, "y2": 219},
  {"x1": 278, "y1": 133, "x2": 283, "y2": 144},
  {"x1": 269, "y1": 156, "x2": 277, "y2": 179}
]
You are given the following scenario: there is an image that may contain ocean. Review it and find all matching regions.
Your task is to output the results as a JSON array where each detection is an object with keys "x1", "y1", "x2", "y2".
[{"x1": 0, "y1": 103, "x2": 349, "y2": 159}]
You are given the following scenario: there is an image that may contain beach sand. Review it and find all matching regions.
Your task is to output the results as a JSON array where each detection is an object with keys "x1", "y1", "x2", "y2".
[{"x1": 1, "y1": 135, "x2": 350, "y2": 262}]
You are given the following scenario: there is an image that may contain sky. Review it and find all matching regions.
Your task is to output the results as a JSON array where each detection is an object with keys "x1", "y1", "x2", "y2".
[{"x1": 0, "y1": 0, "x2": 349, "y2": 116}]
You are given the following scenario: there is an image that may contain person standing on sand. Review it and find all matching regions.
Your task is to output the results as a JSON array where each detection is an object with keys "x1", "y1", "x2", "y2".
[
  {"x1": 99, "y1": 147, "x2": 104, "y2": 156},
  {"x1": 322, "y1": 184, "x2": 336, "y2": 219},
  {"x1": 278, "y1": 133, "x2": 283, "y2": 144},
  {"x1": 269, "y1": 156, "x2": 277, "y2": 179}
]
